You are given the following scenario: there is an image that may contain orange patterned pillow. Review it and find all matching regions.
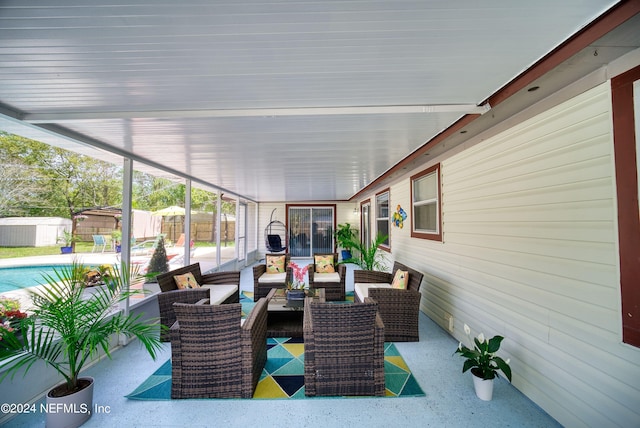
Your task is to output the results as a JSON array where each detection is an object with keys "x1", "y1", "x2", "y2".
[
  {"x1": 391, "y1": 270, "x2": 409, "y2": 289},
  {"x1": 174, "y1": 272, "x2": 201, "y2": 289},
  {"x1": 266, "y1": 255, "x2": 286, "y2": 273},
  {"x1": 314, "y1": 255, "x2": 335, "y2": 273}
]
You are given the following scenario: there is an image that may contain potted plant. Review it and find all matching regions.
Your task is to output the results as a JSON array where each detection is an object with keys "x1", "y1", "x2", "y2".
[
  {"x1": 111, "y1": 229, "x2": 122, "y2": 253},
  {"x1": 285, "y1": 261, "x2": 309, "y2": 303},
  {"x1": 334, "y1": 223, "x2": 358, "y2": 260},
  {"x1": 57, "y1": 229, "x2": 76, "y2": 254},
  {"x1": 341, "y1": 233, "x2": 388, "y2": 271},
  {"x1": 0, "y1": 296, "x2": 29, "y2": 346},
  {"x1": 0, "y1": 262, "x2": 164, "y2": 428},
  {"x1": 454, "y1": 323, "x2": 512, "y2": 401}
]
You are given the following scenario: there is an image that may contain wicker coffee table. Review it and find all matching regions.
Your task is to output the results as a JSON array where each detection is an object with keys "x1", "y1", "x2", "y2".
[{"x1": 265, "y1": 288, "x2": 325, "y2": 337}]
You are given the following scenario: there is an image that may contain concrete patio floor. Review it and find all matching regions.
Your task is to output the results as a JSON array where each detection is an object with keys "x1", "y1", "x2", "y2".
[{"x1": 1, "y1": 261, "x2": 561, "y2": 427}]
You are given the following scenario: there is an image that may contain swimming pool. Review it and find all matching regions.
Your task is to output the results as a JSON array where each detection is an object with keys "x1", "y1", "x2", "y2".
[{"x1": 0, "y1": 265, "x2": 72, "y2": 294}]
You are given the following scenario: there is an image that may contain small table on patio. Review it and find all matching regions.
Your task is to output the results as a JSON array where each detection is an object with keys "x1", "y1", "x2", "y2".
[{"x1": 265, "y1": 288, "x2": 325, "y2": 338}]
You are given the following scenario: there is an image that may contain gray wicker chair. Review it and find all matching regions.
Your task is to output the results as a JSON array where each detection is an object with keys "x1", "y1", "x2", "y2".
[
  {"x1": 353, "y1": 261, "x2": 424, "y2": 342},
  {"x1": 303, "y1": 297, "x2": 385, "y2": 397},
  {"x1": 252, "y1": 253, "x2": 291, "y2": 301},
  {"x1": 308, "y1": 252, "x2": 346, "y2": 301},
  {"x1": 170, "y1": 298, "x2": 268, "y2": 399}
]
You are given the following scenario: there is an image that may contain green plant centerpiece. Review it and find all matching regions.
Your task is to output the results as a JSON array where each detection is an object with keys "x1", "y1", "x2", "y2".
[
  {"x1": 334, "y1": 223, "x2": 358, "y2": 260},
  {"x1": 454, "y1": 323, "x2": 512, "y2": 400},
  {"x1": 0, "y1": 261, "x2": 164, "y2": 427},
  {"x1": 341, "y1": 233, "x2": 388, "y2": 271}
]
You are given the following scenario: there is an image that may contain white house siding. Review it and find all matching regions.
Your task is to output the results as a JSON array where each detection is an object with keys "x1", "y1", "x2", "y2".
[{"x1": 378, "y1": 82, "x2": 640, "y2": 427}]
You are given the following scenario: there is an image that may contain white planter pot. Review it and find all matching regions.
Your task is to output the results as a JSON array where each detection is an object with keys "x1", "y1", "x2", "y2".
[
  {"x1": 45, "y1": 377, "x2": 94, "y2": 428},
  {"x1": 472, "y1": 373, "x2": 494, "y2": 401}
]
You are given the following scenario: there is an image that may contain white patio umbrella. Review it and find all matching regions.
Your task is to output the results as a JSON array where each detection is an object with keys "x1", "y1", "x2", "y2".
[{"x1": 152, "y1": 206, "x2": 186, "y2": 241}]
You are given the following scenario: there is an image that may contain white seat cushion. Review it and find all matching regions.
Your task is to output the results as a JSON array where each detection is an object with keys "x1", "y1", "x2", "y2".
[
  {"x1": 354, "y1": 282, "x2": 392, "y2": 302},
  {"x1": 202, "y1": 283, "x2": 238, "y2": 305},
  {"x1": 258, "y1": 272, "x2": 286, "y2": 283},
  {"x1": 314, "y1": 272, "x2": 341, "y2": 283}
]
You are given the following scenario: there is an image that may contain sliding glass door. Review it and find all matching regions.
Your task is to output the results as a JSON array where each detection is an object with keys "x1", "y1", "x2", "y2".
[{"x1": 287, "y1": 206, "x2": 335, "y2": 257}]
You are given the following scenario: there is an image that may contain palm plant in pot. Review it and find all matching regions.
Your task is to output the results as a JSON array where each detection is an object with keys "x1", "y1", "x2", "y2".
[
  {"x1": 0, "y1": 261, "x2": 164, "y2": 428},
  {"x1": 341, "y1": 233, "x2": 388, "y2": 271},
  {"x1": 57, "y1": 229, "x2": 76, "y2": 254},
  {"x1": 454, "y1": 323, "x2": 512, "y2": 401}
]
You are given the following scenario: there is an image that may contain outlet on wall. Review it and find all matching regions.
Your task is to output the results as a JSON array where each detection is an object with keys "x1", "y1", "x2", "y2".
[{"x1": 444, "y1": 312, "x2": 454, "y2": 332}]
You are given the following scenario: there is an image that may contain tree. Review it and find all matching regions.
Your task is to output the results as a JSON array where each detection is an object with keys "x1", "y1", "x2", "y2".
[
  {"x1": 146, "y1": 238, "x2": 169, "y2": 280},
  {"x1": 0, "y1": 131, "x2": 122, "y2": 218}
]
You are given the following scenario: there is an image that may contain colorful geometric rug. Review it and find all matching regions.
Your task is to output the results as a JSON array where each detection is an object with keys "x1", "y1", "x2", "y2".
[
  {"x1": 127, "y1": 290, "x2": 425, "y2": 399},
  {"x1": 126, "y1": 337, "x2": 424, "y2": 400}
]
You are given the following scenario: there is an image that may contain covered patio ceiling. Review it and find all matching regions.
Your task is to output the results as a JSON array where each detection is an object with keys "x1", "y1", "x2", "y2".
[{"x1": 0, "y1": 0, "x2": 636, "y2": 202}]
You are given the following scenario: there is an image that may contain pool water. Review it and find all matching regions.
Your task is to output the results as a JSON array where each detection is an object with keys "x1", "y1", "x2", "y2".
[{"x1": 0, "y1": 265, "x2": 71, "y2": 294}]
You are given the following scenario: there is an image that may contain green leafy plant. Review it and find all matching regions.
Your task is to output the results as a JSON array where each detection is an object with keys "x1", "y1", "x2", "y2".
[
  {"x1": 334, "y1": 223, "x2": 358, "y2": 251},
  {"x1": 0, "y1": 261, "x2": 164, "y2": 396},
  {"x1": 57, "y1": 229, "x2": 77, "y2": 247},
  {"x1": 454, "y1": 323, "x2": 512, "y2": 381},
  {"x1": 341, "y1": 233, "x2": 388, "y2": 271},
  {"x1": 111, "y1": 229, "x2": 122, "y2": 245}
]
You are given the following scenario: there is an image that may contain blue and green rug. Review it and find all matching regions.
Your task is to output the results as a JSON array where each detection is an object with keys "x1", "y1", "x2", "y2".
[
  {"x1": 127, "y1": 290, "x2": 425, "y2": 400},
  {"x1": 126, "y1": 337, "x2": 424, "y2": 400}
]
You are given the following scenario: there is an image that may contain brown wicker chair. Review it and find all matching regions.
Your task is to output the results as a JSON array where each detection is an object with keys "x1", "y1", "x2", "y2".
[
  {"x1": 353, "y1": 261, "x2": 424, "y2": 342},
  {"x1": 303, "y1": 297, "x2": 385, "y2": 397},
  {"x1": 156, "y1": 263, "x2": 240, "y2": 341},
  {"x1": 308, "y1": 252, "x2": 346, "y2": 301},
  {"x1": 252, "y1": 253, "x2": 291, "y2": 301},
  {"x1": 157, "y1": 287, "x2": 209, "y2": 342},
  {"x1": 170, "y1": 298, "x2": 268, "y2": 399}
]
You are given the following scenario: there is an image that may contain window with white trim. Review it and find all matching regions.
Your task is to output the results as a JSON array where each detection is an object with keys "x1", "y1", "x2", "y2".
[
  {"x1": 375, "y1": 190, "x2": 390, "y2": 248},
  {"x1": 411, "y1": 164, "x2": 442, "y2": 241}
]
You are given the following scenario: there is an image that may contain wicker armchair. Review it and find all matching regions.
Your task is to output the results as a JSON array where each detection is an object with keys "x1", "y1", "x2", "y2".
[
  {"x1": 170, "y1": 298, "x2": 268, "y2": 399},
  {"x1": 157, "y1": 287, "x2": 209, "y2": 342},
  {"x1": 303, "y1": 298, "x2": 385, "y2": 397},
  {"x1": 308, "y1": 252, "x2": 346, "y2": 301},
  {"x1": 353, "y1": 261, "x2": 424, "y2": 342},
  {"x1": 156, "y1": 263, "x2": 240, "y2": 342},
  {"x1": 252, "y1": 253, "x2": 291, "y2": 301}
]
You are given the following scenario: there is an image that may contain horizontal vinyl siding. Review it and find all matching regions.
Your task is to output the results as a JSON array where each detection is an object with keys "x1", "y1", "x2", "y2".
[{"x1": 389, "y1": 82, "x2": 640, "y2": 428}]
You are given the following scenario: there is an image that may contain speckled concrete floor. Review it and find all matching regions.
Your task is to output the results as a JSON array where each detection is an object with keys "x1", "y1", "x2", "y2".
[{"x1": 3, "y1": 263, "x2": 561, "y2": 428}]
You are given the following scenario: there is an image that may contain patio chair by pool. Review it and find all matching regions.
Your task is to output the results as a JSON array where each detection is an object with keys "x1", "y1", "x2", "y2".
[
  {"x1": 91, "y1": 234, "x2": 109, "y2": 253},
  {"x1": 131, "y1": 234, "x2": 166, "y2": 256}
]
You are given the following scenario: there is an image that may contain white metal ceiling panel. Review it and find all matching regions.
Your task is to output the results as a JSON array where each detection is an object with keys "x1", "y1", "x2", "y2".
[{"x1": 0, "y1": 0, "x2": 623, "y2": 201}]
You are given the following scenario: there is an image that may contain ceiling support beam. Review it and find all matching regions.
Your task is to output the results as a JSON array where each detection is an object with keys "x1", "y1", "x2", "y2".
[{"x1": 23, "y1": 104, "x2": 490, "y2": 123}]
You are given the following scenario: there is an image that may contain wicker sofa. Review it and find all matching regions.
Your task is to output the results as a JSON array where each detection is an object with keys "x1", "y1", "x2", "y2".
[
  {"x1": 170, "y1": 298, "x2": 268, "y2": 398},
  {"x1": 156, "y1": 263, "x2": 240, "y2": 341},
  {"x1": 353, "y1": 261, "x2": 424, "y2": 342},
  {"x1": 303, "y1": 297, "x2": 385, "y2": 396},
  {"x1": 307, "y1": 252, "x2": 346, "y2": 301}
]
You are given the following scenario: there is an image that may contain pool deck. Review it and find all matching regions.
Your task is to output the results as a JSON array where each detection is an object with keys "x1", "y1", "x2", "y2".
[{"x1": 0, "y1": 246, "x2": 235, "y2": 310}]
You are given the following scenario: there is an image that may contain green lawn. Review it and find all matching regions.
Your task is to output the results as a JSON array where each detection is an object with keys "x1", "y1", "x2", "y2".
[{"x1": 0, "y1": 241, "x2": 234, "y2": 259}]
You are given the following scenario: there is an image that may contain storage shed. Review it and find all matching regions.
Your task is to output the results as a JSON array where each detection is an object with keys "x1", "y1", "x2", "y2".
[{"x1": 0, "y1": 217, "x2": 71, "y2": 247}]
